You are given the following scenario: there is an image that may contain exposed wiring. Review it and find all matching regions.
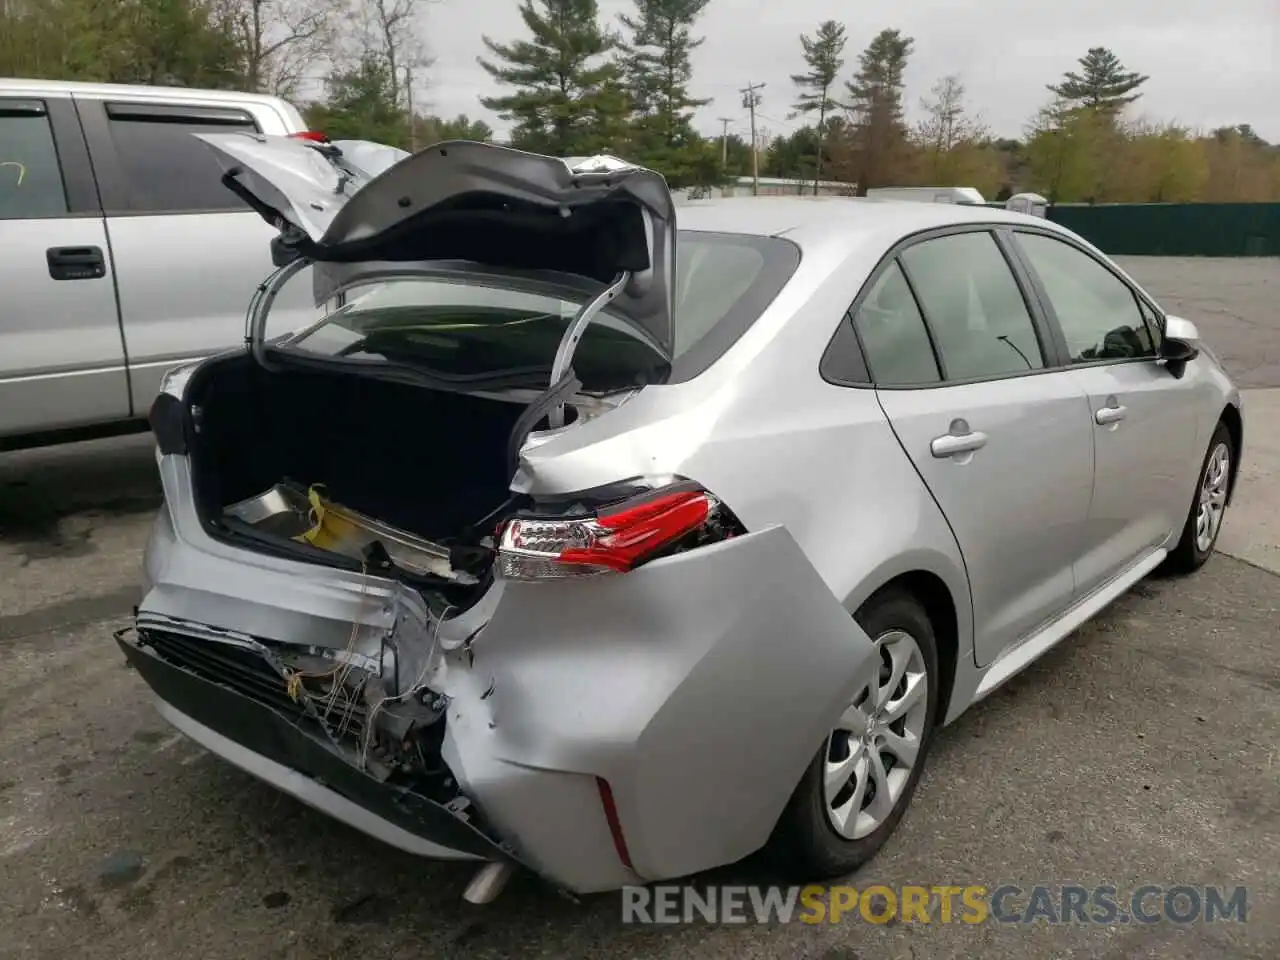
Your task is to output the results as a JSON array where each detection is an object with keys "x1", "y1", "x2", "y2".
[{"x1": 359, "y1": 602, "x2": 454, "y2": 770}]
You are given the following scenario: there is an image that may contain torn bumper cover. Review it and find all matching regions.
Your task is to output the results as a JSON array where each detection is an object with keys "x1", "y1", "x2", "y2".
[{"x1": 116, "y1": 626, "x2": 510, "y2": 864}]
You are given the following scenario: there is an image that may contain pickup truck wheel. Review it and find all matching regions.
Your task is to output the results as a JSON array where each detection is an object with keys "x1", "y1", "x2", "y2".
[{"x1": 767, "y1": 587, "x2": 940, "y2": 879}]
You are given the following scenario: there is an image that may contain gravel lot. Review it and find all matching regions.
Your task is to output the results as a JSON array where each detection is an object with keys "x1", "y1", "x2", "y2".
[{"x1": 1, "y1": 257, "x2": 1278, "y2": 960}]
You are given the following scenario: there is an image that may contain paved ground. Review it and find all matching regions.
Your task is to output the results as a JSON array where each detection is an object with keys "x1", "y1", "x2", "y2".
[
  {"x1": 1, "y1": 257, "x2": 1278, "y2": 959},
  {"x1": 1116, "y1": 257, "x2": 1280, "y2": 391},
  {"x1": 1115, "y1": 257, "x2": 1280, "y2": 574}
]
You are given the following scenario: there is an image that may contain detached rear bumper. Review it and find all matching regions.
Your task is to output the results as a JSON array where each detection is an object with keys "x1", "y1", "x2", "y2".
[{"x1": 116, "y1": 630, "x2": 505, "y2": 864}]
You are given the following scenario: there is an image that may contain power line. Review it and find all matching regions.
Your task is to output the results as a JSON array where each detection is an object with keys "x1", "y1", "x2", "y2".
[{"x1": 755, "y1": 112, "x2": 802, "y2": 132}]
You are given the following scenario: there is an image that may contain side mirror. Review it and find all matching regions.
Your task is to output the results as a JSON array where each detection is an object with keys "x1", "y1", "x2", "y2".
[
  {"x1": 1163, "y1": 314, "x2": 1201, "y2": 349},
  {"x1": 1159, "y1": 314, "x2": 1200, "y2": 375}
]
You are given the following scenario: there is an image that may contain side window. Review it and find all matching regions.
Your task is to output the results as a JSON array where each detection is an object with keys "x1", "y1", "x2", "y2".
[
  {"x1": 104, "y1": 103, "x2": 259, "y2": 213},
  {"x1": 852, "y1": 261, "x2": 940, "y2": 385},
  {"x1": 900, "y1": 231, "x2": 1045, "y2": 381},
  {"x1": 1017, "y1": 232, "x2": 1156, "y2": 362},
  {"x1": 0, "y1": 101, "x2": 69, "y2": 219}
]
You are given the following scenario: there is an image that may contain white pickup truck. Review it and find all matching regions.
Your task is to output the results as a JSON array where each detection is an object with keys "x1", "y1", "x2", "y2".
[{"x1": 0, "y1": 78, "x2": 317, "y2": 451}]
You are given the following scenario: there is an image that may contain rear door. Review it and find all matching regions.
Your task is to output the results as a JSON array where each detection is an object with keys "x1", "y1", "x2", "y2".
[
  {"x1": 862, "y1": 227, "x2": 1096, "y2": 668},
  {"x1": 74, "y1": 97, "x2": 315, "y2": 416},
  {"x1": 1009, "y1": 229, "x2": 1201, "y2": 595},
  {"x1": 0, "y1": 94, "x2": 129, "y2": 438}
]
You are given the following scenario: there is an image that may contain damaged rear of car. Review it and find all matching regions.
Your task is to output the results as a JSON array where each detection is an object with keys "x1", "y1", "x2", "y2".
[{"x1": 121, "y1": 134, "x2": 881, "y2": 899}]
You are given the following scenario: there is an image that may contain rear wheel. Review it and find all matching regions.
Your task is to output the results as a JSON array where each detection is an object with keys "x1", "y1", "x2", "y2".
[
  {"x1": 768, "y1": 588, "x2": 940, "y2": 878},
  {"x1": 1165, "y1": 422, "x2": 1234, "y2": 574}
]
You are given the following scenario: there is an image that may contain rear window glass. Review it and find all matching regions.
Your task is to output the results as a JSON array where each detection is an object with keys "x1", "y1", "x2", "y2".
[{"x1": 284, "y1": 231, "x2": 800, "y2": 389}]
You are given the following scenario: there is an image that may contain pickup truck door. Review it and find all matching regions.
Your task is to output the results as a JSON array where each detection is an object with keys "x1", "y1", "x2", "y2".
[
  {"x1": 73, "y1": 97, "x2": 315, "y2": 415},
  {"x1": 0, "y1": 95, "x2": 130, "y2": 440}
]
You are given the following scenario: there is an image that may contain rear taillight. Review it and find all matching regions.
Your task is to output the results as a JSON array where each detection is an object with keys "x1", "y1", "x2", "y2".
[
  {"x1": 497, "y1": 483, "x2": 739, "y2": 581},
  {"x1": 288, "y1": 131, "x2": 330, "y2": 143}
]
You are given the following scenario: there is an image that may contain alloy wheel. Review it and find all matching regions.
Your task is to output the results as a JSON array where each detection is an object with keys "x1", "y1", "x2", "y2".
[
  {"x1": 1195, "y1": 441, "x2": 1231, "y2": 553},
  {"x1": 823, "y1": 629, "x2": 929, "y2": 840}
]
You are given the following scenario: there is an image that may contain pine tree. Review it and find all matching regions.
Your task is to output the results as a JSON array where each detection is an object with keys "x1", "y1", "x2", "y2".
[
  {"x1": 841, "y1": 27, "x2": 913, "y2": 193},
  {"x1": 307, "y1": 57, "x2": 407, "y2": 147},
  {"x1": 1048, "y1": 47, "x2": 1149, "y2": 114},
  {"x1": 477, "y1": 0, "x2": 626, "y2": 157},
  {"x1": 790, "y1": 19, "x2": 846, "y2": 194},
  {"x1": 618, "y1": 0, "x2": 710, "y2": 140},
  {"x1": 617, "y1": 0, "x2": 711, "y2": 182}
]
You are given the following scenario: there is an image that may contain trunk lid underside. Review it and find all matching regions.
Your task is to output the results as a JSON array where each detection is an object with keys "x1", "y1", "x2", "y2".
[{"x1": 196, "y1": 133, "x2": 679, "y2": 361}]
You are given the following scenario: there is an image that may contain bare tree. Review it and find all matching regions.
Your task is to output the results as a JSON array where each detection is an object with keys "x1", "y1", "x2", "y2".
[
  {"x1": 347, "y1": 0, "x2": 436, "y2": 109},
  {"x1": 215, "y1": 0, "x2": 340, "y2": 95},
  {"x1": 916, "y1": 74, "x2": 988, "y2": 152}
]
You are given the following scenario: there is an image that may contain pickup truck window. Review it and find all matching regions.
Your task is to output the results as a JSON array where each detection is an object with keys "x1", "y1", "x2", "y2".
[
  {"x1": 0, "y1": 101, "x2": 68, "y2": 220},
  {"x1": 103, "y1": 103, "x2": 260, "y2": 214}
]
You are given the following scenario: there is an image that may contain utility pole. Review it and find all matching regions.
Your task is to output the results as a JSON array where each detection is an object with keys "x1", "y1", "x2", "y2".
[
  {"x1": 405, "y1": 65, "x2": 417, "y2": 152},
  {"x1": 717, "y1": 117, "x2": 733, "y2": 169},
  {"x1": 740, "y1": 82, "x2": 765, "y2": 195}
]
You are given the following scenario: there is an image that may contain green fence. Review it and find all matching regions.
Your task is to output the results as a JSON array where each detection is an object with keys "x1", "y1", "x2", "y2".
[{"x1": 1044, "y1": 202, "x2": 1280, "y2": 257}]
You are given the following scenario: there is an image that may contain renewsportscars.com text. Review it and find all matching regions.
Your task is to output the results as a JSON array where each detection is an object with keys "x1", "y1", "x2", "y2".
[{"x1": 621, "y1": 883, "x2": 1249, "y2": 925}]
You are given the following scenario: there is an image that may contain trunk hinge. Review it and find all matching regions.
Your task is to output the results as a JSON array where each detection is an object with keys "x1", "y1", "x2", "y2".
[
  {"x1": 245, "y1": 255, "x2": 314, "y2": 371},
  {"x1": 546, "y1": 271, "x2": 631, "y2": 428}
]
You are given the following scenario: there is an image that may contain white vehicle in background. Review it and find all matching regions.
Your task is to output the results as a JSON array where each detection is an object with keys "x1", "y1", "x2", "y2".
[{"x1": 865, "y1": 186, "x2": 986, "y2": 205}]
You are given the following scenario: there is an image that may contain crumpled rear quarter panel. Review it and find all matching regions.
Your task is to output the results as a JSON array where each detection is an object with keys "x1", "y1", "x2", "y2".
[{"x1": 440, "y1": 524, "x2": 879, "y2": 888}]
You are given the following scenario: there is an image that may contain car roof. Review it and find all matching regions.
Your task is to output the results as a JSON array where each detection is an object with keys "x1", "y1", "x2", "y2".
[
  {"x1": 0, "y1": 77, "x2": 294, "y2": 111},
  {"x1": 676, "y1": 195, "x2": 1065, "y2": 252}
]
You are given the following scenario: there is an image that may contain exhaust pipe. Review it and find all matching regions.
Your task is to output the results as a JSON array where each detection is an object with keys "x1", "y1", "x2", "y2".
[{"x1": 463, "y1": 861, "x2": 516, "y2": 904}]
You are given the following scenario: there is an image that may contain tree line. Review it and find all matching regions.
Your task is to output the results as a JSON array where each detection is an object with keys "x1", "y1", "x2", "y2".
[{"x1": 2, "y1": 0, "x2": 1277, "y2": 203}]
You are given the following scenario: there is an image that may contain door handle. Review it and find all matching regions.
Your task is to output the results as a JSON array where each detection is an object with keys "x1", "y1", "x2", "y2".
[
  {"x1": 1095, "y1": 404, "x2": 1128, "y2": 425},
  {"x1": 46, "y1": 245, "x2": 106, "y2": 281},
  {"x1": 931, "y1": 429, "x2": 988, "y2": 458}
]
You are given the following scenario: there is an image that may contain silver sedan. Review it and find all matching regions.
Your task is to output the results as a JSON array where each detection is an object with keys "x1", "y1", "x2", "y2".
[{"x1": 121, "y1": 137, "x2": 1243, "y2": 903}]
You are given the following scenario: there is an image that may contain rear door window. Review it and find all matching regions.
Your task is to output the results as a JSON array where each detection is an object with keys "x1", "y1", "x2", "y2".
[
  {"x1": 0, "y1": 101, "x2": 68, "y2": 219},
  {"x1": 104, "y1": 103, "x2": 260, "y2": 213},
  {"x1": 852, "y1": 261, "x2": 941, "y2": 385},
  {"x1": 901, "y1": 231, "x2": 1045, "y2": 381}
]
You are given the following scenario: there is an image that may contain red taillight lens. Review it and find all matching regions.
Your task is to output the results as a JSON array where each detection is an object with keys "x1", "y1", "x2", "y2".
[
  {"x1": 497, "y1": 485, "x2": 726, "y2": 581},
  {"x1": 289, "y1": 131, "x2": 330, "y2": 143}
]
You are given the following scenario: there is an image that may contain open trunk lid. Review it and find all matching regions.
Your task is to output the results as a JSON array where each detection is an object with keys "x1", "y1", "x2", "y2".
[{"x1": 196, "y1": 133, "x2": 678, "y2": 361}]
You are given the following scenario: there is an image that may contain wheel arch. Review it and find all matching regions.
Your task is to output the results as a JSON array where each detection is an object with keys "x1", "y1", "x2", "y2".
[
  {"x1": 1220, "y1": 402, "x2": 1243, "y2": 506},
  {"x1": 859, "y1": 570, "x2": 960, "y2": 728}
]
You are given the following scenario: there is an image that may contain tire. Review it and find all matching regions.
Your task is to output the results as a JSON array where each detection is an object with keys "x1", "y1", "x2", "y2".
[
  {"x1": 767, "y1": 587, "x2": 940, "y2": 879},
  {"x1": 1164, "y1": 421, "x2": 1234, "y2": 575}
]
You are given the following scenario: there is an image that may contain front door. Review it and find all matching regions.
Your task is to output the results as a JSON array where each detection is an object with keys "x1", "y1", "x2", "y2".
[
  {"x1": 856, "y1": 229, "x2": 1095, "y2": 667},
  {"x1": 1011, "y1": 231, "x2": 1200, "y2": 596}
]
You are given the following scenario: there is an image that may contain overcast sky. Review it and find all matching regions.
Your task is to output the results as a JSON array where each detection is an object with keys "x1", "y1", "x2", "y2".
[{"x1": 416, "y1": 0, "x2": 1278, "y2": 144}]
